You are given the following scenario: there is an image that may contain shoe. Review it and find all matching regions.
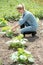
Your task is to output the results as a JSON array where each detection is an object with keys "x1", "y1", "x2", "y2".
[{"x1": 32, "y1": 32, "x2": 37, "y2": 37}]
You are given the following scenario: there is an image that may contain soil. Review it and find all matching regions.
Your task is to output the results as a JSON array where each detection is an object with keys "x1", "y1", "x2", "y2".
[{"x1": 0, "y1": 20, "x2": 43, "y2": 65}]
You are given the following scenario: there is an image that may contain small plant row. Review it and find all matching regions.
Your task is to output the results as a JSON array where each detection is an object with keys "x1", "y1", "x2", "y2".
[
  {"x1": 5, "y1": 34, "x2": 34, "y2": 65},
  {"x1": 0, "y1": 18, "x2": 14, "y2": 38},
  {"x1": 0, "y1": 18, "x2": 34, "y2": 65}
]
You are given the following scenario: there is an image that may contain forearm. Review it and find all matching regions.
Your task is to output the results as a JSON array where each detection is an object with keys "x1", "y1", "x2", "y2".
[{"x1": 12, "y1": 23, "x2": 20, "y2": 30}]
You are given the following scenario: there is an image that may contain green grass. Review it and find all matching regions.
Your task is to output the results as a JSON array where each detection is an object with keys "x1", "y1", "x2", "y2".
[
  {"x1": 0, "y1": 59, "x2": 2, "y2": 65},
  {"x1": 0, "y1": 0, "x2": 43, "y2": 20}
]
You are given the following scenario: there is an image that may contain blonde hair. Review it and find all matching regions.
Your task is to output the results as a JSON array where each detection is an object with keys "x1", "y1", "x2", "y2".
[{"x1": 16, "y1": 4, "x2": 25, "y2": 10}]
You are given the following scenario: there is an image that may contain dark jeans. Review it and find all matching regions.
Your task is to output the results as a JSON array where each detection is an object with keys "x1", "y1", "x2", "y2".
[{"x1": 20, "y1": 24, "x2": 37, "y2": 37}]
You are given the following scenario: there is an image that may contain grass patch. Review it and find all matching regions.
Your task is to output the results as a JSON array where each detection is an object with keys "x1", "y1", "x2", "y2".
[{"x1": 0, "y1": 0, "x2": 43, "y2": 20}]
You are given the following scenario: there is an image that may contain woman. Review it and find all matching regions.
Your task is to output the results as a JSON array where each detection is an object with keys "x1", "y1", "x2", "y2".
[{"x1": 12, "y1": 4, "x2": 38, "y2": 37}]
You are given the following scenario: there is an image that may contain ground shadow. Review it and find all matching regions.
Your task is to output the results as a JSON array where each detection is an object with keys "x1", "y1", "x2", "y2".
[
  {"x1": 25, "y1": 35, "x2": 39, "y2": 42},
  {"x1": 10, "y1": 62, "x2": 32, "y2": 65},
  {"x1": 10, "y1": 62, "x2": 17, "y2": 65}
]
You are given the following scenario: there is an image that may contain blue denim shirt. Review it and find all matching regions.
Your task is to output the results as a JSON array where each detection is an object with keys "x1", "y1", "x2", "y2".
[{"x1": 18, "y1": 10, "x2": 38, "y2": 31}]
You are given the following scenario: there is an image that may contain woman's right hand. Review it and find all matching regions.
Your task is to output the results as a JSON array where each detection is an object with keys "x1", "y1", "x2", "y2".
[{"x1": 11, "y1": 26, "x2": 15, "y2": 32}]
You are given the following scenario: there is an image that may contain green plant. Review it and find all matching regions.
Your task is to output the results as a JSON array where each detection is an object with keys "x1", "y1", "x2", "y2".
[
  {"x1": 2, "y1": 26, "x2": 14, "y2": 38},
  {"x1": 6, "y1": 34, "x2": 27, "y2": 49},
  {"x1": 6, "y1": 30, "x2": 14, "y2": 38},
  {"x1": 2, "y1": 26, "x2": 11, "y2": 32},
  {"x1": 13, "y1": 34, "x2": 24, "y2": 40},
  {"x1": 10, "y1": 48, "x2": 34, "y2": 65},
  {"x1": 0, "y1": 18, "x2": 8, "y2": 27},
  {"x1": 0, "y1": 59, "x2": 2, "y2": 65},
  {"x1": 0, "y1": 0, "x2": 43, "y2": 20}
]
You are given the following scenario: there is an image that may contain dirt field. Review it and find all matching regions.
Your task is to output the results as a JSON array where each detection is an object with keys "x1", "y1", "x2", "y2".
[{"x1": 0, "y1": 20, "x2": 43, "y2": 65}]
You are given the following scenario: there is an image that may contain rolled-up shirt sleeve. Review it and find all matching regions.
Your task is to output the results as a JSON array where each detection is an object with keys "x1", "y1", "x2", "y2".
[{"x1": 18, "y1": 13, "x2": 29, "y2": 26}]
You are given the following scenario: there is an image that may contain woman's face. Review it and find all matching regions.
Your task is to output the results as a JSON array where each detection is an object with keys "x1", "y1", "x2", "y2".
[{"x1": 17, "y1": 9, "x2": 24, "y2": 14}]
